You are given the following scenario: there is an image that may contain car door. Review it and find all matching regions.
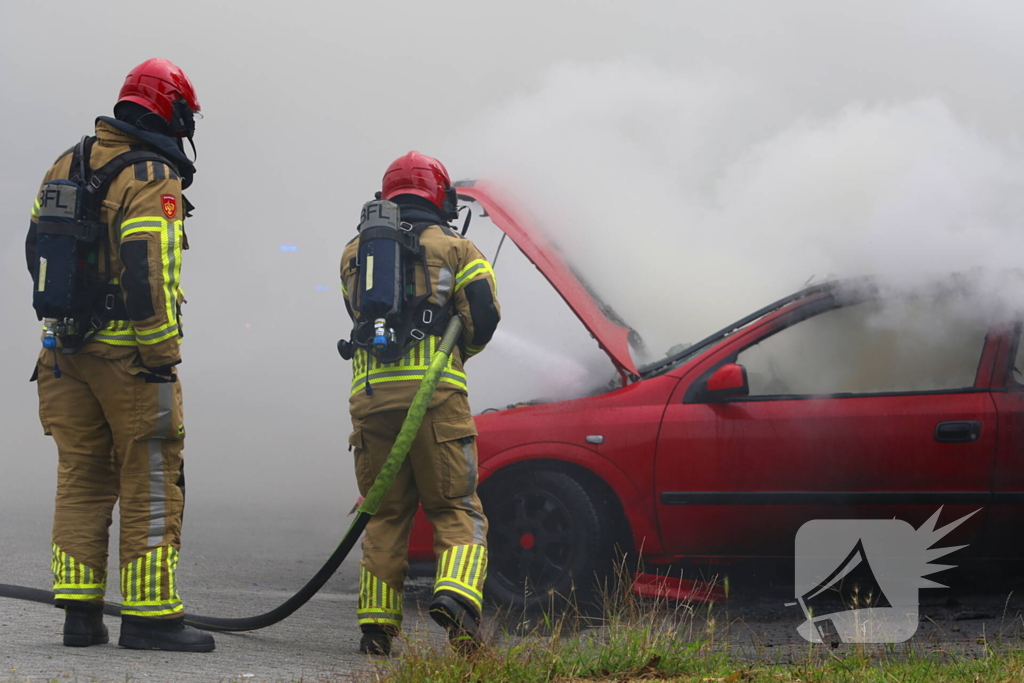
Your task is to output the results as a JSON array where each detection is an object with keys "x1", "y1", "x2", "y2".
[
  {"x1": 986, "y1": 324, "x2": 1024, "y2": 558},
  {"x1": 654, "y1": 294, "x2": 997, "y2": 558}
]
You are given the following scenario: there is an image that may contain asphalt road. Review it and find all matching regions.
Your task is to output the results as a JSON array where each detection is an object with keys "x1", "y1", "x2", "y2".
[
  {"x1": 0, "y1": 503, "x2": 448, "y2": 683},
  {"x1": 4, "y1": 501, "x2": 1024, "y2": 683}
]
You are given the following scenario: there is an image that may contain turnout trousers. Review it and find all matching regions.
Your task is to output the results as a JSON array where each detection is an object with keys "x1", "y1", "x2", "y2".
[
  {"x1": 350, "y1": 393, "x2": 488, "y2": 631},
  {"x1": 37, "y1": 351, "x2": 186, "y2": 618}
]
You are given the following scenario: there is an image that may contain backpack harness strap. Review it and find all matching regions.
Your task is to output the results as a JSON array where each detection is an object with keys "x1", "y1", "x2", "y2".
[
  {"x1": 63, "y1": 136, "x2": 180, "y2": 328},
  {"x1": 348, "y1": 221, "x2": 456, "y2": 365}
]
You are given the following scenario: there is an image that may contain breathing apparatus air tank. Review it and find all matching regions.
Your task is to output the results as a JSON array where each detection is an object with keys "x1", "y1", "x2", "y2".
[
  {"x1": 34, "y1": 178, "x2": 94, "y2": 377},
  {"x1": 355, "y1": 200, "x2": 407, "y2": 353}
]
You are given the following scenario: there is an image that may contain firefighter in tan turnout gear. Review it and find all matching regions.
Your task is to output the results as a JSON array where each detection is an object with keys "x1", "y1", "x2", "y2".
[
  {"x1": 26, "y1": 59, "x2": 214, "y2": 652},
  {"x1": 340, "y1": 152, "x2": 500, "y2": 655}
]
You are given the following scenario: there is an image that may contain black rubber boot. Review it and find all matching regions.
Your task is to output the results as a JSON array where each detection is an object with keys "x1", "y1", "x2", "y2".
[
  {"x1": 358, "y1": 625, "x2": 395, "y2": 656},
  {"x1": 429, "y1": 593, "x2": 482, "y2": 655},
  {"x1": 118, "y1": 616, "x2": 215, "y2": 652},
  {"x1": 62, "y1": 603, "x2": 109, "y2": 647}
]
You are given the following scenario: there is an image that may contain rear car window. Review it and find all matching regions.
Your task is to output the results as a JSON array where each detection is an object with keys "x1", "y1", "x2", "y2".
[{"x1": 736, "y1": 298, "x2": 989, "y2": 396}]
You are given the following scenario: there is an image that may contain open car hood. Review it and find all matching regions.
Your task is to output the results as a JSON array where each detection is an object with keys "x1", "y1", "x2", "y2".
[{"x1": 456, "y1": 180, "x2": 640, "y2": 379}]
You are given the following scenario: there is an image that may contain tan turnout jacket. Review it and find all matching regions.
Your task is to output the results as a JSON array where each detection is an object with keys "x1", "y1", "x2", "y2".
[
  {"x1": 29, "y1": 119, "x2": 187, "y2": 369},
  {"x1": 341, "y1": 222, "x2": 500, "y2": 417}
]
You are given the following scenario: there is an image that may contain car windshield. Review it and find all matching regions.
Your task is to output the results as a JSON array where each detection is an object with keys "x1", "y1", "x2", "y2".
[
  {"x1": 638, "y1": 327, "x2": 741, "y2": 378},
  {"x1": 635, "y1": 286, "x2": 831, "y2": 378}
]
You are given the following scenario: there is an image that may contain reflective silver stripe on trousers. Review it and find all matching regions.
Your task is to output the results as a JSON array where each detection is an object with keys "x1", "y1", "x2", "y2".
[
  {"x1": 149, "y1": 547, "x2": 159, "y2": 600},
  {"x1": 122, "y1": 602, "x2": 181, "y2": 612},
  {"x1": 451, "y1": 545, "x2": 465, "y2": 581},
  {"x1": 55, "y1": 587, "x2": 104, "y2": 595},
  {"x1": 147, "y1": 383, "x2": 173, "y2": 547},
  {"x1": 462, "y1": 440, "x2": 487, "y2": 544},
  {"x1": 357, "y1": 610, "x2": 403, "y2": 621},
  {"x1": 435, "y1": 579, "x2": 481, "y2": 595}
]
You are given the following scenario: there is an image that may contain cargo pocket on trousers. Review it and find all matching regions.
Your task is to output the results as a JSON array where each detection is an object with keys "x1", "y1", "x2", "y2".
[
  {"x1": 132, "y1": 379, "x2": 184, "y2": 442},
  {"x1": 432, "y1": 415, "x2": 479, "y2": 499},
  {"x1": 38, "y1": 397, "x2": 51, "y2": 436},
  {"x1": 350, "y1": 427, "x2": 371, "y2": 490}
]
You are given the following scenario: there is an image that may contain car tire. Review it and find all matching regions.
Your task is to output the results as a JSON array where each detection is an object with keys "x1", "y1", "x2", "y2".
[{"x1": 482, "y1": 469, "x2": 614, "y2": 611}]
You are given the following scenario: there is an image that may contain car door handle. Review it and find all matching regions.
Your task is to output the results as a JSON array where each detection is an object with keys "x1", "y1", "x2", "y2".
[{"x1": 934, "y1": 421, "x2": 981, "y2": 443}]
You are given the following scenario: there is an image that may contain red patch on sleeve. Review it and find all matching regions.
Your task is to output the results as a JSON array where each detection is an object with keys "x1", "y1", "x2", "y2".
[{"x1": 161, "y1": 195, "x2": 177, "y2": 219}]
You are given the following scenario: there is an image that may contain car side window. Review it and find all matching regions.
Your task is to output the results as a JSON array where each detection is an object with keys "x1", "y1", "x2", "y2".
[{"x1": 735, "y1": 298, "x2": 989, "y2": 397}]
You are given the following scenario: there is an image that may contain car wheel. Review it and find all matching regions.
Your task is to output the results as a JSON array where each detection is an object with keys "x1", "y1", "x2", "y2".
[{"x1": 483, "y1": 469, "x2": 613, "y2": 610}]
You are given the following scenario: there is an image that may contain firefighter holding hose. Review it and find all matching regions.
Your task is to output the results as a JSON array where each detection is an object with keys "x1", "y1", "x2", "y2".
[{"x1": 339, "y1": 152, "x2": 500, "y2": 655}]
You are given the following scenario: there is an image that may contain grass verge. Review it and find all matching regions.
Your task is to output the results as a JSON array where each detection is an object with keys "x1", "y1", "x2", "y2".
[{"x1": 363, "y1": 568, "x2": 1024, "y2": 683}]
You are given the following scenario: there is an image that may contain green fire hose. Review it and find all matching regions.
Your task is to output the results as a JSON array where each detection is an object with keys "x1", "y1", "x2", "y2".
[{"x1": 0, "y1": 316, "x2": 465, "y2": 633}]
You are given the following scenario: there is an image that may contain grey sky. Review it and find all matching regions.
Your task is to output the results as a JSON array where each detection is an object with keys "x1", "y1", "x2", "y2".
[{"x1": 3, "y1": 0, "x2": 1024, "y2": 537}]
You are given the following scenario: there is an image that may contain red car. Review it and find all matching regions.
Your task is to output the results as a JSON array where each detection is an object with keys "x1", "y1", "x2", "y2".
[{"x1": 408, "y1": 181, "x2": 1024, "y2": 609}]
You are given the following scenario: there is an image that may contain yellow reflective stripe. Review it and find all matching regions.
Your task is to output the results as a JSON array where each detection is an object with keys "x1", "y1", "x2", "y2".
[
  {"x1": 31, "y1": 198, "x2": 41, "y2": 218},
  {"x1": 459, "y1": 544, "x2": 484, "y2": 587},
  {"x1": 119, "y1": 216, "x2": 165, "y2": 239},
  {"x1": 358, "y1": 567, "x2": 403, "y2": 626},
  {"x1": 103, "y1": 319, "x2": 131, "y2": 332},
  {"x1": 464, "y1": 344, "x2": 484, "y2": 357},
  {"x1": 83, "y1": 309, "x2": 133, "y2": 343},
  {"x1": 168, "y1": 546, "x2": 178, "y2": 608},
  {"x1": 160, "y1": 219, "x2": 182, "y2": 333},
  {"x1": 435, "y1": 545, "x2": 486, "y2": 612},
  {"x1": 351, "y1": 370, "x2": 467, "y2": 395},
  {"x1": 341, "y1": 281, "x2": 349, "y2": 297},
  {"x1": 356, "y1": 612, "x2": 402, "y2": 627},
  {"x1": 120, "y1": 604, "x2": 184, "y2": 617},
  {"x1": 434, "y1": 580, "x2": 483, "y2": 611},
  {"x1": 52, "y1": 544, "x2": 105, "y2": 599},
  {"x1": 118, "y1": 217, "x2": 182, "y2": 346},
  {"x1": 120, "y1": 547, "x2": 182, "y2": 616},
  {"x1": 454, "y1": 259, "x2": 496, "y2": 294},
  {"x1": 364, "y1": 366, "x2": 465, "y2": 380},
  {"x1": 136, "y1": 322, "x2": 179, "y2": 345},
  {"x1": 353, "y1": 339, "x2": 460, "y2": 373},
  {"x1": 54, "y1": 591, "x2": 104, "y2": 600},
  {"x1": 350, "y1": 339, "x2": 467, "y2": 394},
  {"x1": 91, "y1": 328, "x2": 138, "y2": 346}
]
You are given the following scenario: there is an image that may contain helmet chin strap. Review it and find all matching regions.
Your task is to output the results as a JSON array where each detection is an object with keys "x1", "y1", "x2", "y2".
[{"x1": 180, "y1": 134, "x2": 197, "y2": 163}]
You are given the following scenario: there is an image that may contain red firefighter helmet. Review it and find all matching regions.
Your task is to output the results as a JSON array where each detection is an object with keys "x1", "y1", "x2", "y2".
[
  {"x1": 381, "y1": 151, "x2": 452, "y2": 210},
  {"x1": 117, "y1": 58, "x2": 201, "y2": 127}
]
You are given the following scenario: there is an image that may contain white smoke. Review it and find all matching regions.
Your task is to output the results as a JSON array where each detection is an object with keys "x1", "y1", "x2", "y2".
[{"x1": 448, "y1": 61, "x2": 1024, "y2": 364}]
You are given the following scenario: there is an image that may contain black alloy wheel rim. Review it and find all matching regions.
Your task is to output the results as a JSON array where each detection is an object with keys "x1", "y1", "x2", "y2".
[{"x1": 489, "y1": 487, "x2": 578, "y2": 596}]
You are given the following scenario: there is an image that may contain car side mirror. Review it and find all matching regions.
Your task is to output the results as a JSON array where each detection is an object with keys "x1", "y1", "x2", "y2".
[{"x1": 705, "y1": 363, "x2": 749, "y2": 400}]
